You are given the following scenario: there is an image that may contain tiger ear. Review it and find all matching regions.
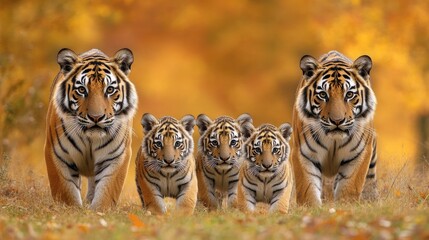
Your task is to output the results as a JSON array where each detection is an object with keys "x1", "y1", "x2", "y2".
[
  {"x1": 236, "y1": 113, "x2": 253, "y2": 139},
  {"x1": 196, "y1": 114, "x2": 212, "y2": 136},
  {"x1": 300, "y1": 55, "x2": 319, "y2": 80},
  {"x1": 57, "y1": 48, "x2": 78, "y2": 74},
  {"x1": 181, "y1": 114, "x2": 196, "y2": 135},
  {"x1": 114, "y1": 48, "x2": 134, "y2": 75},
  {"x1": 353, "y1": 55, "x2": 372, "y2": 80},
  {"x1": 141, "y1": 113, "x2": 158, "y2": 134},
  {"x1": 279, "y1": 123, "x2": 293, "y2": 142},
  {"x1": 240, "y1": 119, "x2": 255, "y2": 140}
]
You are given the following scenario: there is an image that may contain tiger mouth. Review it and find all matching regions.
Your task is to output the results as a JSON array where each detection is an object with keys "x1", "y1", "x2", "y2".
[
  {"x1": 84, "y1": 125, "x2": 107, "y2": 132},
  {"x1": 326, "y1": 127, "x2": 349, "y2": 135}
]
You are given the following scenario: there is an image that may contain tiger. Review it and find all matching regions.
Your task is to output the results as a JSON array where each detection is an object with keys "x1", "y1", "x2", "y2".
[
  {"x1": 291, "y1": 50, "x2": 378, "y2": 206},
  {"x1": 237, "y1": 123, "x2": 294, "y2": 214},
  {"x1": 195, "y1": 113, "x2": 253, "y2": 210},
  {"x1": 44, "y1": 48, "x2": 137, "y2": 210},
  {"x1": 135, "y1": 113, "x2": 197, "y2": 215}
]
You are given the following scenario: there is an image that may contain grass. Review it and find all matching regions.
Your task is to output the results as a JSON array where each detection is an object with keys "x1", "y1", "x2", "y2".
[{"x1": 1, "y1": 162, "x2": 429, "y2": 240}]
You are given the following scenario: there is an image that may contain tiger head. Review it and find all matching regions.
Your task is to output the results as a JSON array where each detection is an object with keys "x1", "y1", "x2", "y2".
[
  {"x1": 196, "y1": 114, "x2": 253, "y2": 170},
  {"x1": 141, "y1": 113, "x2": 195, "y2": 174},
  {"x1": 243, "y1": 123, "x2": 293, "y2": 178},
  {"x1": 296, "y1": 50, "x2": 376, "y2": 139},
  {"x1": 53, "y1": 48, "x2": 137, "y2": 138}
]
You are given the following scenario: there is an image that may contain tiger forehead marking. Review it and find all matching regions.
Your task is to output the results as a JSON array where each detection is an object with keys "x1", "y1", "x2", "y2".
[
  {"x1": 54, "y1": 48, "x2": 137, "y2": 139},
  {"x1": 298, "y1": 50, "x2": 375, "y2": 138},
  {"x1": 209, "y1": 118, "x2": 240, "y2": 139},
  {"x1": 202, "y1": 116, "x2": 242, "y2": 160},
  {"x1": 246, "y1": 124, "x2": 292, "y2": 169}
]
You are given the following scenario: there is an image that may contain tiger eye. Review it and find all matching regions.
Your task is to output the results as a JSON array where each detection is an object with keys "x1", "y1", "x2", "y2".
[
  {"x1": 77, "y1": 86, "x2": 86, "y2": 94},
  {"x1": 346, "y1": 91, "x2": 354, "y2": 99},
  {"x1": 319, "y1": 92, "x2": 327, "y2": 99},
  {"x1": 106, "y1": 86, "x2": 115, "y2": 94}
]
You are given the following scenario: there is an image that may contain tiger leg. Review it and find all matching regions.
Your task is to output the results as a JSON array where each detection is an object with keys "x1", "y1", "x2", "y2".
[
  {"x1": 45, "y1": 142, "x2": 82, "y2": 206},
  {"x1": 227, "y1": 180, "x2": 239, "y2": 208},
  {"x1": 176, "y1": 170, "x2": 198, "y2": 215},
  {"x1": 291, "y1": 149, "x2": 323, "y2": 206},
  {"x1": 269, "y1": 166, "x2": 293, "y2": 214},
  {"x1": 86, "y1": 176, "x2": 95, "y2": 204},
  {"x1": 334, "y1": 147, "x2": 372, "y2": 202},
  {"x1": 196, "y1": 163, "x2": 218, "y2": 210},
  {"x1": 361, "y1": 138, "x2": 379, "y2": 201},
  {"x1": 89, "y1": 143, "x2": 131, "y2": 210},
  {"x1": 237, "y1": 171, "x2": 256, "y2": 213}
]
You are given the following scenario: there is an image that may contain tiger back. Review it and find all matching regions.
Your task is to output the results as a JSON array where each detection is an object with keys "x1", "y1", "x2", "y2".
[
  {"x1": 237, "y1": 123, "x2": 293, "y2": 214},
  {"x1": 135, "y1": 113, "x2": 197, "y2": 215},
  {"x1": 195, "y1": 114, "x2": 253, "y2": 210},
  {"x1": 44, "y1": 48, "x2": 137, "y2": 210},
  {"x1": 291, "y1": 50, "x2": 378, "y2": 206}
]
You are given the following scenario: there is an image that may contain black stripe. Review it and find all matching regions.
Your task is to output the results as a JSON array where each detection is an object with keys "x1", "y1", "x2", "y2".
[
  {"x1": 306, "y1": 170, "x2": 322, "y2": 181},
  {"x1": 366, "y1": 174, "x2": 375, "y2": 179},
  {"x1": 95, "y1": 150, "x2": 125, "y2": 176},
  {"x1": 95, "y1": 173, "x2": 113, "y2": 185},
  {"x1": 228, "y1": 192, "x2": 236, "y2": 198},
  {"x1": 109, "y1": 136, "x2": 126, "y2": 155},
  {"x1": 246, "y1": 198, "x2": 256, "y2": 205},
  {"x1": 60, "y1": 118, "x2": 83, "y2": 154},
  {"x1": 340, "y1": 149, "x2": 363, "y2": 166},
  {"x1": 303, "y1": 132, "x2": 317, "y2": 153},
  {"x1": 309, "y1": 127, "x2": 327, "y2": 150},
  {"x1": 243, "y1": 174, "x2": 257, "y2": 197},
  {"x1": 339, "y1": 135, "x2": 353, "y2": 149},
  {"x1": 228, "y1": 179, "x2": 239, "y2": 185},
  {"x1": 272, "y1": 182, "x2": 287, "y2": 197},
  {"x1": 144, "y1": 171, "x2": 162, "y2": 192},
  {"x1": 96, "y1": 136, "x2": 115, "y2": 151},
  {"x1": 177, "y1": 173, "x2": 192, "y2": 196},
  {"x1": 51, "y1": 133, "x2": 79, "y2": 172},
  {"x1": 55, "y1": 125, "x2": 69, "y2": 154},
  {"x1": 61, "y1": 175, "x2": 80, "y2": 190},
  {"x1": 300, "y1": 148, "x2": 322, "y2": 173},
  {"x1": 270, "y1": 198, "x2": 279, "y2": 205}
]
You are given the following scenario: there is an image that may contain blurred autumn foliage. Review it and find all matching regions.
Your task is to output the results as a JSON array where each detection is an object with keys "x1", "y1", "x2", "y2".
[{"x1": 1, "y1": 0, "x2": 429, "y2": 194}]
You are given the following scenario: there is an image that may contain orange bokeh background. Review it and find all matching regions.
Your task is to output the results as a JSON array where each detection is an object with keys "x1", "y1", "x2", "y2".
[{"x1": 1, "y1": 0, "x2": 428, "y2": 198}]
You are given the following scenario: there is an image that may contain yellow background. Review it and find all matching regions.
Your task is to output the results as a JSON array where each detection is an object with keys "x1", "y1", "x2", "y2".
[{"x1": 1, "y1": 0, "x2": 428, "y2": 198}]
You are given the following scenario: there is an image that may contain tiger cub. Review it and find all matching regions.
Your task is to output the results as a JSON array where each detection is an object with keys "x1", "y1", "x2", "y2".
[
  {"x1": 291, "y1": 51, "x2": 378, "y2": 206},
  {"x1": 44, "y1": 48, "x2": 137, "y2": 210},
  {"x1": 237, "y1": 123, "x2": 293, "y2": 214},
  {"x1": 135, "y1": 113, "x2": 197, "y2": 215},
  {"x1": 195, "y1": 114, "x2": 253, "y2": 210}
]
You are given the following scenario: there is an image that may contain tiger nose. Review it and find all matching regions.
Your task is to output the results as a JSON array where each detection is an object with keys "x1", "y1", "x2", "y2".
[
  {"x1": 164, "y1": 158, "x2": 174, "y2": 164},
  {"x1": 262, "y1": 162, "x2": 272, "y2": 169},
  {"x1": 220, "y1": 155, "x2": 230, "y2": 162},
  {"x1": 88, "y1": 114, "x2": 105, "y2": 123},
  {"x1": 329, "y1": 117, "x2": 345, "y2": 126}
]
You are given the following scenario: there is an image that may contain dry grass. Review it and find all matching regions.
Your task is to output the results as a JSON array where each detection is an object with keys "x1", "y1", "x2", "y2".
[{"x1": 0, "y1": 160, "x2": 429, "y2": 240}]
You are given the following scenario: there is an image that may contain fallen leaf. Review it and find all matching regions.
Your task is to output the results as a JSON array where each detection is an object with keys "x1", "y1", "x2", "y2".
[
  {"x1": 77, "y1": 224, "x2": 91, "y2": 233},
  {"x1": 128, "y1": 213, "x2": 145, "y2": 228}
]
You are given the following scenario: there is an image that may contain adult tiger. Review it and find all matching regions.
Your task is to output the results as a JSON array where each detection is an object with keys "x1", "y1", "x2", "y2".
[
  {"x1": 135, "y1": 114, "x2": 197, "y2": 215},
  {"x1": 237, "y1": 123, "x2": 293, "y2": 214},
  {"x1": 195, "y1": 114, "x2": 253, "y2": 210},
  {"x1": 291, "y1": 50, "x2": 378, "y2": 206},
  {"x1": 44, "y1": 48, "x2": 137, "y2": 210}
]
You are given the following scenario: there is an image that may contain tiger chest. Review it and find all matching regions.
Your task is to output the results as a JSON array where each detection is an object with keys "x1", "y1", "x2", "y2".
[
  {"x1": 67, "y1": 133, "x2": 125, "y2": 177},
  {"x1": 251, "y1": 174, "x2": 286, "y2": 203},
  {"x1": 317, "y1": 136, "x2": 366, "y2": 177},
  {"x1": 212, "y1": 167, "x2": 239, "y2": 193},
  {"x1": 157, "y1": 170, "x2": 191, "y2": 198}
]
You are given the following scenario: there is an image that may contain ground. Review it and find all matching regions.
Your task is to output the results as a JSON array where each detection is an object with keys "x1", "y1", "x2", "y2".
[{"x1": 0, "y1": 163, "x2": 428, "y2": 240}]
